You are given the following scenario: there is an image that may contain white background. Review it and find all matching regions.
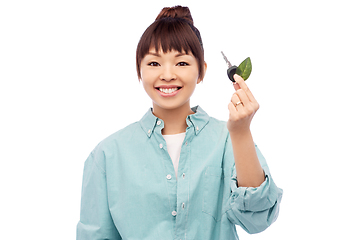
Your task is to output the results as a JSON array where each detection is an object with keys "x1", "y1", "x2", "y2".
[{"x1": 1, "y1": 0, "x2": 347, "y2": 239}]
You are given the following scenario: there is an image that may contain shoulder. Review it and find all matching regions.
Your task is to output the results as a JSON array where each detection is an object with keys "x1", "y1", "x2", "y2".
[
  {"x1": 208, "y1": 116, "x2": 227, "y2": 128},
  {"x1": 89, "y1": 121, "x2": 141, "y2": 154},
  {"x1": 195, "y1": 115, "x2": 229, "y2": 144},
  {"x1": 206, "y1": 116, "x2": 228, "y2": 134},
  {"x1": 87, "y1": 121, "x2": 143, "y2": 170},
  {"x1": 100, "y1": 121, "x2": 142, "y2": 148},
  {"x1": 193, "y1": 105, "x2": 227, "y2": 135}
]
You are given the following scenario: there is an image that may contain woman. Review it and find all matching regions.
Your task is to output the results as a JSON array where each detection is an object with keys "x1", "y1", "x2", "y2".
[{"x1": 77, "y1": 5, "x2": 283, "y2": 240}]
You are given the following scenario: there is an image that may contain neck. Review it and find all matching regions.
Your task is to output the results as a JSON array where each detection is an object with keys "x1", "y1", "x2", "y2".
[{"x1": 152, "y1": 103, "x2": 194, "y2": 135}]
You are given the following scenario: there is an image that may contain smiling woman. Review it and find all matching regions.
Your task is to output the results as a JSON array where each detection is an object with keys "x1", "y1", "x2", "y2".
[{"x1": 77, "y1": 5, "x2": 282, "y2": 240}]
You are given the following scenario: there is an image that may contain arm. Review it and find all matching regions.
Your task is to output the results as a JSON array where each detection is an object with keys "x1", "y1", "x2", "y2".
[
  {"x1": 227, "y1": 74, "x2": 264, "y2": 187},
  {"x1": 229, "y1": 129, "x2": 264, "y2": 187},
  {"x1": 76, "y1": 145, "x2": 122, "y2": 240},
  {"x1": 226, "y1": 74, "x2": 283, "y2": 234}
]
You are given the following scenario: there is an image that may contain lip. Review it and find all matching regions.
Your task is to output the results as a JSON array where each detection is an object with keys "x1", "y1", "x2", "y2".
[
  {"x1": 155, "y1": 85, "x2": 182, "y2": 97},
  {"x1": 155, "y1": 85, "x2": 182, "y2": 89}
]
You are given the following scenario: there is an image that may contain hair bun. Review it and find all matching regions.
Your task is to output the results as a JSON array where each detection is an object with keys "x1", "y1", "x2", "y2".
[{"x1": 156, "y1": 5, "x2": 194, "y2": 25}]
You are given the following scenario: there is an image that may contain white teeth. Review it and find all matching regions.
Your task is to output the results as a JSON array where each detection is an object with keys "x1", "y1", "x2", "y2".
[{"x1": 159, "y1": 88, "x2": 178, "y2": 94}]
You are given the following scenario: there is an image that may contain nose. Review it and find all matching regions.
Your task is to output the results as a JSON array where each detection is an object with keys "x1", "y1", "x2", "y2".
[{"x1": 160, "y1": 65, "x2": 176, "y2": 81}]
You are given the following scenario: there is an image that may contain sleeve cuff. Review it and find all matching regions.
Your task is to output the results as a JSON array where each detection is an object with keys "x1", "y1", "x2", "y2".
[{"x1": 230, "y1": 168, "x2": 283, "y2": 212}]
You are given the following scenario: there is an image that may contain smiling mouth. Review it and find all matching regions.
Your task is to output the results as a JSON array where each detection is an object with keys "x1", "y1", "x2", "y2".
[{"x1": 156, "y1": 87, "x2": 182, "y2": 94}]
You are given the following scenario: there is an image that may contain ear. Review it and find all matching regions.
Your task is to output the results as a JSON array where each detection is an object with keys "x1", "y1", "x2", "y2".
[{"x1": 197, "y1": 62, "x2": 207, "y2": 84}]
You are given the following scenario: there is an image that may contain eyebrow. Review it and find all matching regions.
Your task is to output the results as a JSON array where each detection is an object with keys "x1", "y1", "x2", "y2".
[
  {"x1": 147, "y1": 52, "x2": 161, "y2": 57},
  {"x1": 175, "y1": 52, "x2": 188, "y2": 57},
  {"x1": 147, "y1": 52, "x2": 189, "y2": 58}
]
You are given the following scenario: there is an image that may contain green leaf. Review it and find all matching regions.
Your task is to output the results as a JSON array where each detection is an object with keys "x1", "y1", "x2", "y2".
[{"x1": 236, "y1": 57, "x2": 252, "y2": 81}]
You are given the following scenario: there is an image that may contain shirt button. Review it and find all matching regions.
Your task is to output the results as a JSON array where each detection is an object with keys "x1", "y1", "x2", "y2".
[
  {"x1": 182, "y1": 203, "x2": 185, "y2": 209},
  {"x1": 172, "y1": 211, "x2": 177, "y2": 216},
  {"x1": 159, "y1": 143, "x2": 163, "y2": 148},
  {"x1": 166, "y1": 174, "x2": 172, "y2": 180},
  {"x1": 157, "y1": 120, "x2": 161, "y2": 125},
  {"x1": 182, "y1": 173, "x2": 185, "y2": 179}
]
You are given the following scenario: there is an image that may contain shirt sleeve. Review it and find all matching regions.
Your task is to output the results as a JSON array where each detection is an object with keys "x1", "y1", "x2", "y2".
[
  {"x1": 76, "y1": 144, "x2": 122, "y2": 240},
  {"x1": 226, "y1": 145, "x2": 283, "y2": 234}
]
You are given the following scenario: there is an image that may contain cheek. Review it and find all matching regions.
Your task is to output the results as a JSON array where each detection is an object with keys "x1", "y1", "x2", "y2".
[
  {"x1": 141, "y1": 79, "x2": 152, "y2": 92},
  {"x1": 140, "y1": 76, "x2": 156, "y2": 96},
  {"x1": 140, "y1": 68, "x2": 156, "y2": 83},
  {"x1": 188, "y1": 66, "x2": 200, "y2": 80},
  {"x1": 139, "y1": 69, "x2": 150, "y2": 85},
  {"x1": 187, "y1": 69, "x2": 200, "y2": 86},
  {"x1": 140, "y1": 64, "x2": 150, "y2": 78}
]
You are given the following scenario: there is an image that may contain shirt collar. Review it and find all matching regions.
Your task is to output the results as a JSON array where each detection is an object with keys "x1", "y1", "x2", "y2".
[{"x1": 140, "y1": 105, "x2": 210, "y2": 138}]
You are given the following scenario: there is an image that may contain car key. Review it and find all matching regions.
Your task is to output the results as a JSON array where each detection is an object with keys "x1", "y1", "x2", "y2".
[{"x1": 221, "y1": 51, "x2": 238, "y2": 82}]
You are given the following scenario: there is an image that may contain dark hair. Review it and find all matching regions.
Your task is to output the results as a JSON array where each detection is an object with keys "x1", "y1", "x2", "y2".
[{"x1": 136, "y1": 6, "x2": 205, "y2": 79}]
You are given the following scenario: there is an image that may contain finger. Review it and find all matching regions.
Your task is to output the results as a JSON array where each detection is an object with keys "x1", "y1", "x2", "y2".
[
  {"x1": 228, "y1": 101, "x2": 237, "y2": 115},
  {"x1": 231, "y1": 93, "x2": 244, "y2": 110},
  {"x1": 233, "y1": 82, "x2": 241, "y2": 91},
  {"x1": 233, "y1": 74, "x2": 257, "y2": 103},
  {"x1": 235, "y1": 89, "x2": 250, "y2": 106},
  {"x1": 231, "y1": 93, "x2": 241, "y2": 105}
]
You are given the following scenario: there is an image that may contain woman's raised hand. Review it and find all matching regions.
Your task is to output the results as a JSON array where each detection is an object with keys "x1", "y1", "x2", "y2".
[{"x1": 227, "y1": 74, "x2": 260, "y2": 134}]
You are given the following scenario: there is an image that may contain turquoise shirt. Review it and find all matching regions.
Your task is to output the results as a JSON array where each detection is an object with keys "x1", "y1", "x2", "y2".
[{"x1": 77, "y1": 106, "x2": 283, "y2": 240}]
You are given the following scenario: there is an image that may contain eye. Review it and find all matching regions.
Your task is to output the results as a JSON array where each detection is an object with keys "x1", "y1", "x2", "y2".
[
  {"x1": 148, "y1": 62, "x2": 160, "y2": 66},
  {"x1": 177, "y1": 62, "x2": 189, "y2": 66}
]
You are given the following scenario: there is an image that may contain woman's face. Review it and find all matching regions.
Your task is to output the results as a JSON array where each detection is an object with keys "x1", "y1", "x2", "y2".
[{"x1": 140, "y1": 48, "x2": 205, "y2": 112}]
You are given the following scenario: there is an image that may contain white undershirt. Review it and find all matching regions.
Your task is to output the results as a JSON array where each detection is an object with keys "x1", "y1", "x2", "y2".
[{"x1": 162, "y1": 132, "x2": 186, "y2": 178}]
